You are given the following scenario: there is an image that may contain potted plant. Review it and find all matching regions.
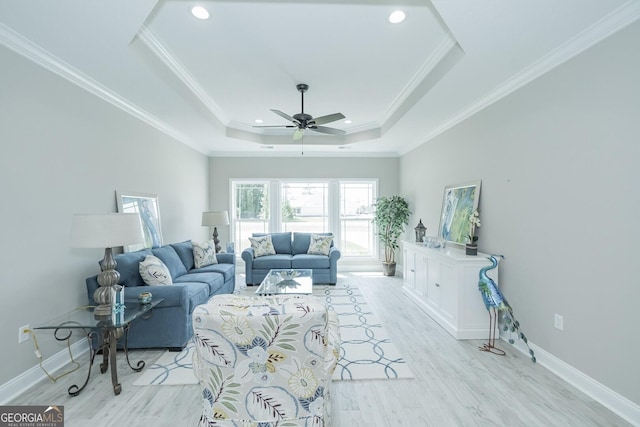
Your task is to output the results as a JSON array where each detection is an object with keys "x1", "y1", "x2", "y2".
[
  {"x1": 372, "y1": 195, "x2": 411, "y2": 276},
  {"x1": 466, "y1": 210, "x2": 481, "y2": 255}
]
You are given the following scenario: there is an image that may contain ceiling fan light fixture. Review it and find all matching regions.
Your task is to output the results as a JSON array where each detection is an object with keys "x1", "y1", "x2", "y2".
[
  {"x1": 389, "y1": 10, "x2": 406, "y2": 24},
  {"x1": 344, "y1": 120, "x2": 352, "y2": 124},
  {"x1": 191, "y1": 6, "x2": 210, "y2": 20}
]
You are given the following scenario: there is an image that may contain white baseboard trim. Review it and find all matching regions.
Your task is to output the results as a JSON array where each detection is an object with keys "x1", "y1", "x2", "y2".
[
  {"x1": 500, "y1": 333, "x2": 640, "y2": 425},
  {"x1": 0, "y1": 339, "x2": 90, "y2": 405}
]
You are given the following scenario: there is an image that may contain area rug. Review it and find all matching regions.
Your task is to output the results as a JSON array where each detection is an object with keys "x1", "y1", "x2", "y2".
[{"x1": 133, "y1": 283, "x2": 413, "y2": 386}]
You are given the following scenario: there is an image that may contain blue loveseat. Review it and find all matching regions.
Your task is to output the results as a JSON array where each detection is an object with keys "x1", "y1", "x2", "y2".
[
  {"x1": 241, "y1": 232, "x2": 340, "y2": 285},
  {"x1": 86, "y1": 240, "x2": 235, "y2": 350}
]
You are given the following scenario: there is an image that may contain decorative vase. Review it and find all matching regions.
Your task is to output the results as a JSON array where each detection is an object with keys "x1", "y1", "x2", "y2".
[
  {"x1": 465, "y1": 244, "x2": 478, "y2": 256},
  {"x1": 382, "y1": 262, "x2": 396, "y2": 276}
]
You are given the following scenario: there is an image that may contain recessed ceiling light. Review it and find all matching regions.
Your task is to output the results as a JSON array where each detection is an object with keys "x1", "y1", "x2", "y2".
[
  {"x1": 191, "y1": 6, "x2": 210, "y2": 20},
  {"x1": 344, "y1": 120, "x2": 352, "y2": 124},
  {"x1": 389, "y1": 10, "x2": 406, "y2": 24},
  {"x1": 254, "y1": 119, "x2": 264, "y2": 124}
]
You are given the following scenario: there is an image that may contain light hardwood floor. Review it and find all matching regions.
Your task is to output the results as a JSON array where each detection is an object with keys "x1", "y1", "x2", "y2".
[{"x1": 10, "y1": 272, "x2": 630, "y2": 426}]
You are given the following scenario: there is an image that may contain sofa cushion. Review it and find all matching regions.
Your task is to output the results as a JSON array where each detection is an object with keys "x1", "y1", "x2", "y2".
[
  {"x1": 174, "y1": 272, "x2": 224, "y2": 295},
  {"x1": 194, "y1": 263, "x2": 235, "y2": 282},
  {"x1": 292, "y1": 232, "x2": 334, "y2": 255},
  {"x1": 115, "y1": 249, "x2": 153, "y2": 287},
  {"x1": 152, "y1": 246, "x2": 188, "y2": 279},
  {"x1": 249, "y1": 235, "x2": 276, "y2": 257},
  {"x1": 308, "y1": 234, "x2": 333, "y2": 256},
  {"x1": 139, "y1": 255, "x2": 173, "y2": 285},
  {"x1": 291, "y1": 254, "x2": 331, "y2": 269},
  {"x1": 170, "y1": 240, "x2": 195, "y2": 271},
  {"x1": 252, "y1": 254, "x2": 293, "y2": 269},
  {"x1": 253, "y1": 232, "x2": 291, "y2": 254},
  {"x1": 192, "y1": 240, "x2": 218, "y2": 268}
]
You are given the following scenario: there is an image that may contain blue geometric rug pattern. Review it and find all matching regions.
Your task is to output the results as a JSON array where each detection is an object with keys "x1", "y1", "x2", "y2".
[
  {"x1": 134, "y1": 282, "x2": 413, "y2": 386},
  {"x1": 315, "y1": 283, "x2": 414, "y2": 380}
]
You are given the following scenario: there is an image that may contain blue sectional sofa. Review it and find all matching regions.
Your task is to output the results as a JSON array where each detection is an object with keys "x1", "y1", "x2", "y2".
[
  {"x1": 241, "y1": 232, "x2": 340, "y2": 285},
  {"x1": 86, "y1": 240, "x2": 235, "y2": 350}
]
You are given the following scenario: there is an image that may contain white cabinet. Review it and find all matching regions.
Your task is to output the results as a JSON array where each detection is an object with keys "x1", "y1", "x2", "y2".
[{"x1": 402, "y1": 241, "x2": 497, "y2": 340}]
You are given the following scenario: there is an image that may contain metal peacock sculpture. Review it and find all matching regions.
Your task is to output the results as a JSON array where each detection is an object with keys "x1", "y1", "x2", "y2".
[{"x1": 478, "y1": 255, "x2": 536, "y2": 363}]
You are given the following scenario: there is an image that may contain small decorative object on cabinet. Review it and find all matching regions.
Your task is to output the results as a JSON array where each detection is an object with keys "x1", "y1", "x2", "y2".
[
  {"x1": 401, "y1": 241, "x2": 498, "y2": 340},
  {"x1": 373, "y1": 196, "x2": 411, "y2": 276},
  {"x1": 478, "y1": 255, "x2": 536, "y2": 363},
  {"x1": 465, "y1": 210, "x2": 480, "y2": 256},
  {"x1": 414, "y1": 219, "x2": 427, "y2": 242}
]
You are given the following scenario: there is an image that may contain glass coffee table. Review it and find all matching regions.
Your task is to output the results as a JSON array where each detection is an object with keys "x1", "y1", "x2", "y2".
[
  {"x1": 34, "y1": 299, "x2": 163, "y2": 396},
  {"x1": 255, "y1": 269, "x2": 313, "y2": 295}
]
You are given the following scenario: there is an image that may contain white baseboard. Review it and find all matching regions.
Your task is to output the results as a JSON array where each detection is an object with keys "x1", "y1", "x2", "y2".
[
  {"x1": 500, "y1": 332, "x2": 640, "y2": 425},
  {"x1": 0, "y1": 339, "x2": 90, "y2": 405}
]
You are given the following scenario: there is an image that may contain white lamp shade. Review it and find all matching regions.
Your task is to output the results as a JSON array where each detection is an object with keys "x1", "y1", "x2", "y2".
[
  {"x1": 201, "y1": 211, "x2": 229, "y2": 226},
  {"x1": 71, "y1": 213, "x2": 144, "y2": 248}
]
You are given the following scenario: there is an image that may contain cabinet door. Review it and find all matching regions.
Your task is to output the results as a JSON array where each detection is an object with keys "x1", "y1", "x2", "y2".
[
  {"x1": 403, "y1": 247, "x2": 416, "y2": 291},
  {"x1": 425, "y1": 256, "x2": 441, "y2": 310},
  {"x1": 438, "y1": 262, "x2": 456, "y2": 324},
  {"x1": 415, "y1": 253, "x2": 428, "y2": 297}
]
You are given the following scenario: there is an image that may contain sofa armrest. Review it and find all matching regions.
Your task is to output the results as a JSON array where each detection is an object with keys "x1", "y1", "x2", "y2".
[
  {"x1": 86, "y1": 275, "x2": 189, "y2": 310},
  {"x1": 241, "y1": 248, "x2": 255, "y2": 264},
  {"x1": 216, "y1": 253, "x2": 235, "y2": 265},
  {"x1": 122, "y1": 285, "x2": 189, "y2": 310},
  {"x1": 329, "y1": 247, "x2": 341, "y2": 262},
  {"x1": 241, "y1": 248, "x2": 255, "y2": 284}
]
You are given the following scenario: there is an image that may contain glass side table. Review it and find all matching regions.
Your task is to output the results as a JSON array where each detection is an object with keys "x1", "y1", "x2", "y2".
[{"x1": 34, "y1": 299, "x2": 163, "y2": 396}]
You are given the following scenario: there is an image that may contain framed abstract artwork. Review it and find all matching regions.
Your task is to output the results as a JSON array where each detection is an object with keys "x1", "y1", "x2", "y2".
[
  {"x1": 438, "y1": 180, "x2": 481, "y2": 248},
  {"x1": 116, "y1": 191, "x2": 163, "y2": 252}
]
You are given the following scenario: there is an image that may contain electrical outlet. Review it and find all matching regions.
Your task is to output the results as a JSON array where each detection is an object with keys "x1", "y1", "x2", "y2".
[
  {"x1": 18, "y1": 324, "x2": 30, "y2": 343},
  {"x1": 554, "y1": 314, "x2": 564, "y2": 331}
]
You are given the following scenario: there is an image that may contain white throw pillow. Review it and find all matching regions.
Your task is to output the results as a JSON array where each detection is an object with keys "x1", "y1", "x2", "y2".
[
  {"x1": 193, "y1": 240, "x2": 218, "y2": 268},
  {"x1": 307, "y1": 234, "x2": 333, "y2": 256},
  {"x1": 139, "y1": 255, "x2": 173, "y2": 286},
  {"x1": 249, "y1": 235, "x2": 276, "y2": 257}
]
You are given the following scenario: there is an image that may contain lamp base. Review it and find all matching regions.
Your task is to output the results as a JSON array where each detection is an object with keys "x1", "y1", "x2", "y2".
[
  {"x1": 212, "y1": 227, "x2": 221, "y2": 253},
  {"x1": 94, "y1": 303, "x2": 113, "y2": 317}
]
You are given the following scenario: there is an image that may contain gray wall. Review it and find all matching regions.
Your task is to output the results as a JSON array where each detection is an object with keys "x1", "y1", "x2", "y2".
[
  {"x1": 0, "y1": 45, "x2": 210, "y2": 385},
  {"x1": 208, "y1": 156, "x2": 399, "y2": 246},
  {"x1": 400, "y1": 21, "x2": 640, "y2": 405}
]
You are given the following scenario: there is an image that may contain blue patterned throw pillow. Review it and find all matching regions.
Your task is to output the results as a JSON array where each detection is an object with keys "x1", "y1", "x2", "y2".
[
  {"x1": 193, "y1": 240, "x2": 218, "y2": 268},
  {"x1": 249, "y1": 235, "x2": 276, "y2": 257},
  {"x1": 307, "y1": 234, "x2": 333, "y2": 256},
  {"x1": 139, "y1": 255, "x2": 173, "y2": 285}
]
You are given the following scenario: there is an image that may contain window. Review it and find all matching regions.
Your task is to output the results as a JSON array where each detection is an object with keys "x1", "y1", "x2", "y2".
[
  {"x1": 231, "y1": 179, "x2": 377, "y2": 258},
  {"x1": 232, "y1": 182, "x2": 269, "y2": 249},
  {"x1": 339, "y1": 182, "x2": 376, "y2": 257},
  {"x1": 281, "y1": 182, "x2": 328, "y2": 233}
]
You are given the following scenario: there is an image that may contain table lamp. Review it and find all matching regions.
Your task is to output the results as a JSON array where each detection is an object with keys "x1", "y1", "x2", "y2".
[
  {"x1": 201, "y1": 211, "x2": 229, "y2": 253},
  {"x1": 71, "y1": 213, "x2": 144, "y2": 316}
]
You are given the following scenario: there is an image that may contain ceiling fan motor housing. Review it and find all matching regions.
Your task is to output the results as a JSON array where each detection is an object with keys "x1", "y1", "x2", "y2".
[{"x1": 293, "y1": 113, "x2": 314, "y2": 128}]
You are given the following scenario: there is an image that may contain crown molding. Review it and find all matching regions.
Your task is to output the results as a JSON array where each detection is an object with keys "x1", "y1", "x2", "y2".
[
  {"x1": 400, "y1": 0, "x2": 640, "y2": 156},
  {"x1": 381, "y1": 33, "x2": 458, "y2": 124},
  {"x1": 0, "y1": 22, "x2": 206, "y2": 154},
  {"x1": 136, "y1": 25, "x2": 229, "y2": 125}
]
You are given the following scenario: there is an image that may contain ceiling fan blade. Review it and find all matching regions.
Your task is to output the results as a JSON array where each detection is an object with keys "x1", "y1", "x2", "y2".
[
  {"x1": 253, "y1": 125, "x2": 296, "y2": 128},
  {"x1": 271, "y1": 109, "x2": 299, "y2": 124},
  {"x1": 293, "y1": 129, "x2": 305, "y2": 140},
  {"x1": 310, "y1": 112, "x2": 345, "y2": 126},
  {"x1": 308, "y1": 126, "x2": 346, "y2": 136}
]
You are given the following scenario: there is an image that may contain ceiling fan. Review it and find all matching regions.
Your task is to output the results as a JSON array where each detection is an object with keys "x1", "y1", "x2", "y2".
[{"x1": 255, "y1": 83, "x2": 346, "y2": 140}]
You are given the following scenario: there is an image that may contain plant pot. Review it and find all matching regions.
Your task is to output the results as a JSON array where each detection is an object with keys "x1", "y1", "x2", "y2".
[
  {"x1": 382, "y1": 262, "x2": 396, "y2": 276},
  {"x1": 465, "y1": 244, "x2": 478, "y2": 256}
]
